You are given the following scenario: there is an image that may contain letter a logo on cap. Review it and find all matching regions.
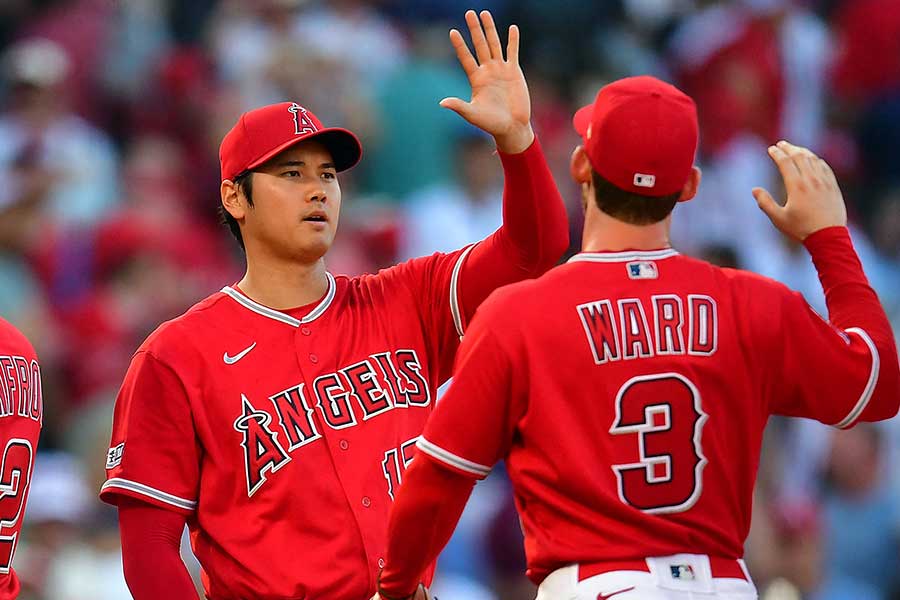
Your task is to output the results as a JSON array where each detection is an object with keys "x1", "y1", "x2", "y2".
[{"x1": 288, "y1": 103, "x2": 318, "y2": 136}]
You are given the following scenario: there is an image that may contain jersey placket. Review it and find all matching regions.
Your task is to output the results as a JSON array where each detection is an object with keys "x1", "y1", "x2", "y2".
[{"x1": 291, "y1": 315, "x2": 386, "y2": 583}]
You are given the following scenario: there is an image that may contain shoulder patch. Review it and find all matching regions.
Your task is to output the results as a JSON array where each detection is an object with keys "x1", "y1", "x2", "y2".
[{"x1": 106, "y1": 443, "x2": 125, "y2": 469}]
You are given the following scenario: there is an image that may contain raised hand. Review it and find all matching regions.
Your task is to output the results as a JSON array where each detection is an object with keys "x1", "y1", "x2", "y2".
[
  {"x1": 441, "y1": 10, "x2": 534, "y2": 154},
  {"x1": 752, "y1": 140, "x2": 848, "y2": 241}
]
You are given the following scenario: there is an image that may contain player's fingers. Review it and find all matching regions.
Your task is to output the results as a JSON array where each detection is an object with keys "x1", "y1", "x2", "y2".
[
  {"x1": 439, "y1": 97, "x2": 473, "y2": 121},
  {"x1": 506, "y1": 24, "x2": 520, "y2": 64},
  {"x1": 448, "y1": 28, "x2": 477, "y2": 75},
  {"x1": 798, "y1": 145, "x2": 825, "y2": 184},
  {"x1": 464, "y1": 9, "x2": 491, "y2": 64},
  {"x1": 767, "y1": 144, "x2": 801, "y2": 189},
  {"x1": 480, "y1": 10, "x2": 503, "y2": 60},
  {"x1": 815, "y1": 156, "x2": 837, "y2": 185},
  {"x1": 776, "y1": 139, "x2": 809, "y2": 157},
  {"x1": 806, "y1": 154, "x2": 821, "y2": 180},
  {"x1": 752, "y1": 186, "x2": 785, "y2": 224},
  {"x1": 776, "y1": 140, "x2": 816, "y2": 180}
]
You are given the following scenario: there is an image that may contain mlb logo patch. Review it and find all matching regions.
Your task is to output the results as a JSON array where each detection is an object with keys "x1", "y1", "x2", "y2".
[
  {"x1": 670, "y1": 564, "x2": 695, "y2": 580},
  {"x1": 633, "y1": 173, "x2": 656, "y2": 188},
  {"x1": 107, "y1": 443, "x2": 125, "y2": 469},
  {"x1": 627, "y1": 261, "x2": 658, "y2": 280}
]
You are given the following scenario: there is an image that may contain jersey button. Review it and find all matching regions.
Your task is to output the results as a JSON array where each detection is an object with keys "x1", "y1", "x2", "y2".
[
  {"x1": 378, "y1": 558, "x2": 385, "y2": 568},
  {"x1": 301, "y1": 326, "x2": 311, "y2": 336},
  {"x1": 309, "y1": 353, "x2": 318, "y2": 363},
  {"x1": 339, "y1": 439, "x2": 349, "y2": 450},
  {"x1": 362, "y1": 496, "x2": 371, "y2": 508}
]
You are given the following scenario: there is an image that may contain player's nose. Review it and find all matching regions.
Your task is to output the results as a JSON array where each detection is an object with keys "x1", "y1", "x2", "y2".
[{"x1": 305, "y1": 187, "x2": 327, "y2": 204}]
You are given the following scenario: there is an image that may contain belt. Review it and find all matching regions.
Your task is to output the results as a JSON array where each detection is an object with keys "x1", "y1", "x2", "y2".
[{"x1": 578, "y1": 556, "x2": 748, "y2": 581}]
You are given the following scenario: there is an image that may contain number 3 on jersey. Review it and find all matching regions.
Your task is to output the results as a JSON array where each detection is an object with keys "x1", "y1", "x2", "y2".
[
  {"x1": 0, "y1": 439, "x2": 34, "y2": 572},
  {"x1": 610, "y1": 373, "x2": 708, "y2": 514}
]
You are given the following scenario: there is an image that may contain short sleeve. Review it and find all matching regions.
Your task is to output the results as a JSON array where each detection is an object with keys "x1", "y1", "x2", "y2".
[
  {"x1": 416, "y1": 299, "x2": 524, "y2": 478},
  {"x1": 99, "y1": 351, "x2": 200, "y2": 514},
  {"x1": 380, "y1": 247, "x2": 475, "y2": 384}
]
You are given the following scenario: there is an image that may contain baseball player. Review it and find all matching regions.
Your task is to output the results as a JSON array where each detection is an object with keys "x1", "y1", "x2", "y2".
[
  {"x1": 0, "y1": 317, "x2": 43, "y2": 599},
  {"x1": 375, "y1": 76, "x2": 900, "y2": 600},
  {"x1": 99, "y1": 10, "x2": 568, "y2": 600}
]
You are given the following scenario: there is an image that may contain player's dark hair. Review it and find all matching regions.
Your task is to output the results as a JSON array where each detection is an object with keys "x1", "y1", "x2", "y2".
[
  {"x1": 591, "y1": 170, "x2": 679, "y2": 225},
  {"x1": 219, "y1": 171, "x2": 254, "y2": 250}
]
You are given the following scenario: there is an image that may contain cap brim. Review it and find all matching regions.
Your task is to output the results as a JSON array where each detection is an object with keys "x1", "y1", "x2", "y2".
[
  {"x1": 246, "y1": 127, "x2": 363, "y2": 174},
  {"x1": 573, "y1": 104, "x2": 593, "y2": 137}
]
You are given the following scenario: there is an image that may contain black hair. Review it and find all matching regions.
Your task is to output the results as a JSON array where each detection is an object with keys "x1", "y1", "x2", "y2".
[
  {"x1": 219, "y1": 171, "x2": 253, "y2": 250},
  {"x1": 591, "y1": 170, "x2": 680, "y2": 225}
]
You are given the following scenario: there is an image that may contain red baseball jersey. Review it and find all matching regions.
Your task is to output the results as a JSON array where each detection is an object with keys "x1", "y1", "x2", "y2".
[
  {"x1": 0, "y1": 318, "x2": 43, "y2": 599},
  {"x1": 417, "y1": 232, "x2": 899, "y2": 583},
  {"x1": 100, "y1": 249, "x2": 486, "y2": 599}
]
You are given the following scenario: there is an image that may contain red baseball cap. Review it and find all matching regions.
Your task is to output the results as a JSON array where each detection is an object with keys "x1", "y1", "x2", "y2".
[
  {"x1": 573, "y1": 76, "x2": 698, "y2": 197},
  {"x1": 219, "y1": 102, "x2": 362, "y2": 182}
]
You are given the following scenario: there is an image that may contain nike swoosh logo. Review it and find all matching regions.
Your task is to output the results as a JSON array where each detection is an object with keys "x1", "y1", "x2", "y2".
[
  {"x1": 598, "y1": 587, "x2": 635, "y2": 600},
  {"x1": 223, "y1": 342, "x2": 257, "y2": 364}
]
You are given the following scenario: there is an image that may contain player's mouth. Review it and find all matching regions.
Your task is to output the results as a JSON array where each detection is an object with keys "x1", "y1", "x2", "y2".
[{"x1": 302, "y1": 210, "x2": 329, "y2": 224}]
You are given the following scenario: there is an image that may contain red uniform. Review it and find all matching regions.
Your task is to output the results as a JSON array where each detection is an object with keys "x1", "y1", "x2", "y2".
[
  {"x1": 0, "y1": 318, "x2": 43, "y2": 599},
  {"x1": 403, "y1": 227, "x2": 898, "y2": 586},
  {"x1": 99, "y1": 129, "x2": 567, "y2": 598}
]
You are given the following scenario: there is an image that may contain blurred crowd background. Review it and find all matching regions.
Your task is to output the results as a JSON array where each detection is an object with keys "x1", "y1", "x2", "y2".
[{"x1": 0, "y1": 0, "x2": 898, "y2": 598}]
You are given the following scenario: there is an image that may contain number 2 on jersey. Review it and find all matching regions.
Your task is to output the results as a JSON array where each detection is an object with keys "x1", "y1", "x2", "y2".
[
  {"x1": 0, "y1": 439, "x2": 34, "y2": 573},
  {"x1": 609, "y1": 373, "x2": 707, "y2": 514}
]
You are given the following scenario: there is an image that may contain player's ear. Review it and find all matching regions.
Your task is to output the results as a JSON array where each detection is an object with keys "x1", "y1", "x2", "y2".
[
  {"x1": 678, "y1": 166, "x2": 702, "y2": 203},
  {"x1": 570, "y1": 145, "x2": 593, "y2": 185},
  {"x1": 221, "y1": 179, "x2": 246, "y2": 220}
]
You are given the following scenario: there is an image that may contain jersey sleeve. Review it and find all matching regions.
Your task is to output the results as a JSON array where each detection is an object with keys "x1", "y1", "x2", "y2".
[
  {"x1": 453, "y1": 137, "x2": 568, "y2": 335},
  {"x1": 386, "y1": 138, "x2": 567, "y2": 383},
  {"x1": 378, "y1": 457, "x2": 476, "y2": 597},
  {"x1": 99, "y1": 351, "x2": 200, "y2": 514},
  {"x1": 765, "y1": 227, "x2": 900, "y2": 428},
  {"x1": 380, "y1": 247, "x2": 473, "y2": 384},
  {"x1": 416, "y1": 294, "x2": 525, "y2": 478},
  {"x1": 118, "y1": 499, "x2": 198, "y2": 598}
]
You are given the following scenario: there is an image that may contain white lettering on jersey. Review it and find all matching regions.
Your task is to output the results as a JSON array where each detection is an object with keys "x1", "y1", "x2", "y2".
[
  {"x1": 235, "y1": 349, "x2": 429, "y2": 496},
  {"x1": 0, "y1": 355, "x2": 41, "y2": 422},
  {"x1": 578, "y1": 294, "x2": 718, "y2": 362}
]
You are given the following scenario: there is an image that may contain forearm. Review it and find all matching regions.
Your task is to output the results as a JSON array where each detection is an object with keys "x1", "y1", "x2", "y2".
[
  {"x1": 495, "y1": 136, "x2": 569, "y2": 273},
  {"x1": 379, "y1": 458, "x2": 476, "y2": 598},
  {"x1": 457, "y1": 137, "x2": 568, "y2": 327},
  {"x1": 804, "y1": 226, "x2": 900, "y2": 420},
  {"x1": 119, "y1": 499, "x2": 199, "y2": 600},
  {"x1": 805, "y1": 227, "x2": 894, "y2": 338}
]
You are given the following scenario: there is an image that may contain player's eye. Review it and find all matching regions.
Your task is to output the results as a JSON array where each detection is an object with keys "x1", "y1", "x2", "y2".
[
  {"x1": 284, "y1": 170, "x2": 301, "y2": 178},
  {"x1": 321, "y1": 172, "x2": 336, "y2": 181}
]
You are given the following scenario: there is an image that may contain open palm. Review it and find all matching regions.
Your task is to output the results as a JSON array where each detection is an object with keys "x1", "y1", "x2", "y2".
[{"x1": 441, "y1": 10, "x2": 533, "y2": 153}]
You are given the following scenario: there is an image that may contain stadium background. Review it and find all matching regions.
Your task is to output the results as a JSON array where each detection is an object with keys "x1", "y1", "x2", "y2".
[{"x1": 0, "y1": 0, "x2": 898, "y2": 598}]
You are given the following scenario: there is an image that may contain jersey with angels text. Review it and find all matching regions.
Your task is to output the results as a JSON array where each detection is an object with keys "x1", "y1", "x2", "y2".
[
  {"x1": 0, "y1": 318, "x2": 42, "y2": 600},
  {"x1": 418, "y1": 243, "x2": 897, "y2": 584},
  {"x1": 100, "y1": 249, "x2": 473, "y2": 600}
]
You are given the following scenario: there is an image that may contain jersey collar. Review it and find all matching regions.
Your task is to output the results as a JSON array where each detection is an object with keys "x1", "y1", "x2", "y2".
[
  {"x1": 568, "y1": 248, "x2": 680, "y2": 263},
  {"x1": 220, "y1": 272, "x2": 337, "y2": 327}
]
